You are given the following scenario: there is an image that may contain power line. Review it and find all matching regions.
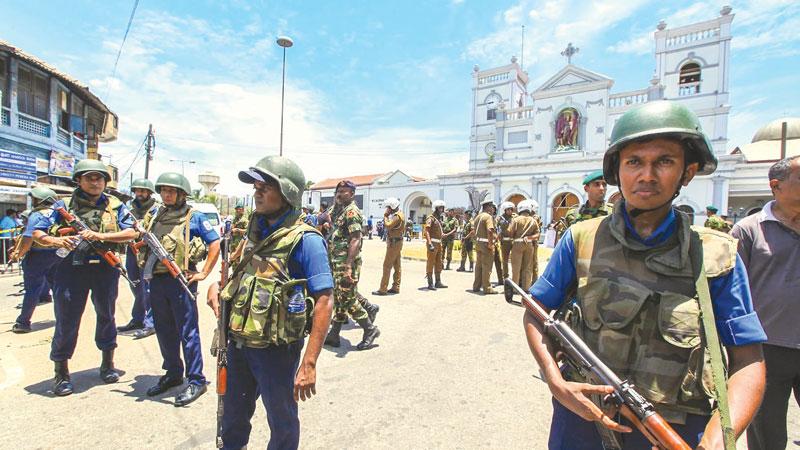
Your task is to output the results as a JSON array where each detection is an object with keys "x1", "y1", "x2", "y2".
[
  {"x1": 104, "y1": 0, "x2": 140, "y2": 99},
  {"x1": 119, "y1": 134, "x2": 148, "y2": 180}
]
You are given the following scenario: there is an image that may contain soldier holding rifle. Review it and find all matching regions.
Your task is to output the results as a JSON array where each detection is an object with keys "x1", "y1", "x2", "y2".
[
  {"x1": 30, "y1": 160, "x2": 138, "y2": 396},
  {"x1": 206, "y1": 156, "x2": 333, "y2": 449},
  {"x1": 521, "y1": 102, "x2": 767, "y2": 449},
  {"x1": 139, "y1": 172, "x2": 220, "y2": 407}
]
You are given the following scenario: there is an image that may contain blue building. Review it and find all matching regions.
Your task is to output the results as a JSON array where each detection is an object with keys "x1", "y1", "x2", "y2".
[{"x1": 1, "y1": 40, "x2": 118, "y2": 211}]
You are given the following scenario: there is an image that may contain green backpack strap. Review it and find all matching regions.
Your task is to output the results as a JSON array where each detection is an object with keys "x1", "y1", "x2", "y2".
[{"x1": 691, "y1": 232, "x2": 736, "y2": 450}]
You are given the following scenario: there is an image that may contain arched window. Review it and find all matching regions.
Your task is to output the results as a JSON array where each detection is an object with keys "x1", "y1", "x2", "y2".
[
  {"x1": 675, "y1": 204, "x2": 695, "y2": 224},
  {"x1": 551, "y1": 192, "x2": 580, "y2": 223},
  {"x1": 678, "y1": 63, "x2": 701, "y2": 96}
]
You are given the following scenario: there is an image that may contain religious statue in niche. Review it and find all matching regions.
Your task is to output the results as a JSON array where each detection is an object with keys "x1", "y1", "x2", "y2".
[{"x1": 555, "y1": 107, "x2": 579, "y2": 150}]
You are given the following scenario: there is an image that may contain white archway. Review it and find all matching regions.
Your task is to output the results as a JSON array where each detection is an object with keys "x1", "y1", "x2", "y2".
[{"x1": 403, "y1": 191, "x2": 433, "y2": 224}]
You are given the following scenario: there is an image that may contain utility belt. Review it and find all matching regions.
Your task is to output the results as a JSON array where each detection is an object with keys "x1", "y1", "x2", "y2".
[
  {"x1": 430, "y1": 238, "x2": 442, "y2": 243},
  {"x1": 513, "y1": 238, "x2": 534, "y2": 243},
  {"x1": 229, "y1": 334, "x2": 297, "y2": 350},
  {"x1": 387, "y1": 237, "x2": 403, "y2": 243},
  {"x1": 476, "y1": 238, "x2": 490, "y2": 243}
]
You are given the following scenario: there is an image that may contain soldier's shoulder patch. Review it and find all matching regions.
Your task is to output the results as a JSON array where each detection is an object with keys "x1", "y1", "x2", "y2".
[{"x1": 202, "y1": 220, "x2": 213, "y2": 231}]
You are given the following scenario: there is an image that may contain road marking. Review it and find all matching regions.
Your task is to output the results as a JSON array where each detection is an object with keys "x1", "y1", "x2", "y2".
[{"x1": 0, "y1": 351, "x2": 24, "y2": 391}]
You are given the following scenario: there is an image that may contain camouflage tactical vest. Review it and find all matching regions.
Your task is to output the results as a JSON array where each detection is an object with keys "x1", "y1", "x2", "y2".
[
  {"x1": 569, "y1": 204, "x2": 736, "y2": 423},
  {"x1": 221, "y1": 212, "x2": 321, "y2": 347},
  {"x1": 139, "y1": 204, "x2": 207, "y2": 274}
]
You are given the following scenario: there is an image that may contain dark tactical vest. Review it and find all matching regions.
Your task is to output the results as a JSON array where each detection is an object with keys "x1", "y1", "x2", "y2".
[
  {"x1": 139, "y1": 203, "x2": 207, "y2": 274},
  {"x1": 52, "y1": 192, "x2": 124, "y2": 252},
  {"x1": 568, "y1": 204, "x2": 736, "y2": 423},
  {"x1": 221, "y1": 211, "x2": 321, "y2": 348}
]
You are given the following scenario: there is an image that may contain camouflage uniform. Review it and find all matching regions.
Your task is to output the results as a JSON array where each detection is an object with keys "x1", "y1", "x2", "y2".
[
  {"x1": 230, "y1": 212, "x2": 249, "y2": 253},
  {"x1": 328, "y1": 202, "x2": 368, "y2": 324},
  {"x1": 704, "y1": 214, "x2": 731, "y2": 233},
  {"x1": 562, "y1": 202, "x2": 614, "y2": 229},
  {"x1": 441, "y1": 214, "x2": 458, "y2": 268},
  {"x1": 458, "y1": 217, "x2": 474, "y2": 271}
]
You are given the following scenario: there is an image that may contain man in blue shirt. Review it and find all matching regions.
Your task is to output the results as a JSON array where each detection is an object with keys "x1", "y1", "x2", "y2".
[
  {"x1": 11, "y1": 187, "x2": 60, "y2": 333},
  {"x1": 207, "y1": 156, "x2": 333, "y2": 450},
  {"x1": 140, "y1": 172, "x2": 220, "y2": 407},
  {"x1": 1, "y1": 208, "x2": 21, "y2": 272},
  {"x1": 523, "y1": 102, "x2": 766, "y2": 449},
  {"x1": 31, "y1": 160, "x2": 138, "y2": 396}
]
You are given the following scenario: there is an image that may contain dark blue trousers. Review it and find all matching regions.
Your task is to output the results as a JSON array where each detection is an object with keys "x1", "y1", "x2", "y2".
[
  {"x1": 221, "y1": 341, "x2": 303, "y2": 450},
  {"x1": 15, "y1": 250, "x2": 59, "y2": 327},
  {"x1": 125, "y1": 247, "x2": 153, "y2": 327},
  {"x1": 51, "y1": 259, "x2": 119, "y2": 361},
  {"x1": 149, "y1": 275, "x2": 205, "y2": 385},
  {"x1": 548, "y1": 397, "x2": 706, "y2": 449}
]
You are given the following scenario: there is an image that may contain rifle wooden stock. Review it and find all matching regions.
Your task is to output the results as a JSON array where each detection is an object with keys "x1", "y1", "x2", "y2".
[
  {"x1": 504, "y1": 278, "x2": 690, "y2": 450},
  {"x1": 215, "y1": 219, "x2": 232, "y2": 449}
]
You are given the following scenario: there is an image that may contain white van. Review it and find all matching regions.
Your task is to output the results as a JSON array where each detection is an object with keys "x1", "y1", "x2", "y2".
[{"x1": 188, "y1": 202, "x2": 224, "y2": 237}]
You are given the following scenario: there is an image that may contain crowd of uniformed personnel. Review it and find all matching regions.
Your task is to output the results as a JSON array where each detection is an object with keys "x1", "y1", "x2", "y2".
[{"x1": 4, "y1": 99, "x2": 794, "y2": 449}]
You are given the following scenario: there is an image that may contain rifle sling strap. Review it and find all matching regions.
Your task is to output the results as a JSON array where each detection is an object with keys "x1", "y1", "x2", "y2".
[{"x1": 690, "y1": 232, "x2": 736, "y2": 450}]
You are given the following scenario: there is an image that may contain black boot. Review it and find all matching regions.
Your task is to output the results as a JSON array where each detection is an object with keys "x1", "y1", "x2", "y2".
[
  {"x1": 427, "y1": 274, "x2": 436, "y2": 290},
  {"x1": 435, "y1": 273, "x2": 448, "y2": 289},
  {"x1": 456, "y1": 261, "x2": 465, "y2": 272},
  {"x1": 445, "y1": 260, "x2": 451, "y2": 271},
  {"x1": 53, "y1": 360, "x2": 73, "y2": 397},
  {"x1": 356, "y1": 318, "x2": 380, "y2": 350},
  {"x1": 366, "y1": 302, "x2": 379, "y2": 324},
  {"x1": 324, "y1": 322, "x2": 342, "y2": 347},
  {"x1": 469, "y1": 261, "x2": 474, "y2": 272},
  {"x1": 100, "y1": 349, "x2": 120, "y2": 383}
]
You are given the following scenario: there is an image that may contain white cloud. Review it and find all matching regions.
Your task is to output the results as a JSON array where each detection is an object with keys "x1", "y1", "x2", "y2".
[
  {"x1": 91, "y1": 9, "x2": 462, "y2": 196},
  {"x1": 464, "y1": 0, "x2": 651, "y2": 85}
]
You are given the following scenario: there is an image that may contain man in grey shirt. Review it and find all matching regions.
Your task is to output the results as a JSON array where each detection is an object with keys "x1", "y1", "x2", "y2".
[{"x1": 731, "y1": 155, "x2": 800, "y2": 450}]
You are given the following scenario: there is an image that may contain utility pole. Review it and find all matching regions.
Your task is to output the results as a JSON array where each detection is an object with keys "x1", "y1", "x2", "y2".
[{"x1": 144, "y1": 124, "x2": 155, "y2": 179}]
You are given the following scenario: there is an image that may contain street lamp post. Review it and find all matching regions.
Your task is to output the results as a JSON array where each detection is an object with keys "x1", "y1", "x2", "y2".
[
  {"x1": 169, "y1": 158, "x2": 196, "y2": 176},
  {"x1": 276, "y1": 35, "x2": 293, "y2": 157}
]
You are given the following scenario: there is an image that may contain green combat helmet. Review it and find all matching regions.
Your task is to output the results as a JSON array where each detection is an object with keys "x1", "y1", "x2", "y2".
[
  {"x1": 238, "y1": 156, "x2": 305, "y2": 208},
  {"x1": 72, "y1": 159, "x2": 111, "y2": 181},
  {"x1": 29, "y1": 186, "x2": 58, "y2": 204},
  {"x1": 155, "y1": 172, "x2": 192, "y2": 195},
  {"x1": 131, "y1": 178, "x2": 156, "y2": 193},
  {"x1": 603, "y1": 101, "x2": 717, "y2": 186},
  {"x1": 582, "y1": 169, "x2": 605, "y2": 185}
]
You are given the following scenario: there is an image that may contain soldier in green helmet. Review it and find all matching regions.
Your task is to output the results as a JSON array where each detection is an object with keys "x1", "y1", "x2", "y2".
[
  {"x1": 562, "y1": 169, "x2": 613, "y2": 230},
  {"x1": 139, "y1": 171, "x2": 220, "y2": 406},
  {"x1": 522, "y1": 101, "x2": 767, "y2": 449},
  {"x1": 117, "y1": 178, "x2": 161, "y2": 339},
  {"x1": 230, "y1": 198, "x2": 249, "y2": 258},
  {"x1": 323, "y1": 180, "x2": 380, "y2": 350},
  {"x1": 206, "y1": 155, "x2": 333, "y2": 449},
  {"x1": 704, "y1": 205, "x2": 731, "y2": 233},
  {"x1": 30, "y1": 159, "x2": 139, "y2": 396},
  {"x1": 11, "y1": 186, "x2": 59, "y2": 333}
]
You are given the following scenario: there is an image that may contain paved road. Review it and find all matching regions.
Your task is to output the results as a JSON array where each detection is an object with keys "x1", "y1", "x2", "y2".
[{"x1": 0, "y1": 240, "x2": 797, "y2": 449}]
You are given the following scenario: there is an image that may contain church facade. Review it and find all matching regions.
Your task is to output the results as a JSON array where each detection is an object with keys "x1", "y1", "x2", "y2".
[{"x1": 307, "y1": 7, "x2": 776, "y2": 226}]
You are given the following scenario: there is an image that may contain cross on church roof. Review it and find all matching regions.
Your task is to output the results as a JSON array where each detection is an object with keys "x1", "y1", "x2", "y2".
[{"x1": 561, "y1": 42, "x2": 579, "y2": 64}]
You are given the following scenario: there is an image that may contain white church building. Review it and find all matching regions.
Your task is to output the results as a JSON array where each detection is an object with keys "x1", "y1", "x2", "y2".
[{"x1": 306, "y1": 7, "x2": 779, "y2": 226}]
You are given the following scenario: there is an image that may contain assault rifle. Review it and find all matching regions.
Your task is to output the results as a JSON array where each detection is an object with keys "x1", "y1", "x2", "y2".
[
  {"x1": 134, "y1": 222, "x2": 196, "y2": 301},
  {"x1": 504, "y1": 278, "x2": 690, "y2": 450},
  {"x1": 55, "y1": 206, "x2": 138, "y2": 288},
  {"x1": 213, "y1": 217, "x2": 232, "y2": 448}
]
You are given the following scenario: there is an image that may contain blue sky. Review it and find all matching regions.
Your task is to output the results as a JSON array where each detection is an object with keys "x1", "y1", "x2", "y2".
[{"x1": 3, "y1": 0, "x2": 798, "y2": 195}]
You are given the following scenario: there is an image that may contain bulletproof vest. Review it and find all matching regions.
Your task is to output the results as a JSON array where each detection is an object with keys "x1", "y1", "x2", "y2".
[
  {"x1": 510, "y1": 214, "x2": 538, "y2": 240},
  {"x1": 385, "y1": 211, "x2": 405, "y2": 239},
  {"x1": 140, "y1": 203, "x2": 207, "y2": 274},
  {"x1": 55, "y1": 191, "x2": 122, "y2": 235},
  {"x1": 426, "y1": 215, "x2": 443, "y2": 239},
  {"x1": 221, "y1": 211, "x2": 320, "y2": 347},
  {"x1": 130, "y1": 197, "x2": 158, "y2": 220},
  {"x1": 568, "y1": 205, "x2": 737, "y2": 422}
]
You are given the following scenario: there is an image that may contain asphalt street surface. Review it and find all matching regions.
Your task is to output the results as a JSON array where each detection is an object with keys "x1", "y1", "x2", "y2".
[{"x1": 1, "y1": 239, "x2": 798, "y2": 449}]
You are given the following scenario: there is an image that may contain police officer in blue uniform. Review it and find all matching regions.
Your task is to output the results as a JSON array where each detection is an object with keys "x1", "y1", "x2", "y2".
[
  {"x1": 31, "y1": 159, "x2": 138, "y2": 396},
  {"x1": 207, "y1": 156, "x2": 334, "y2": 450},
  {"x1": 141, "y1": 172, "x2": 220, "y2": 407},
  {"x1": 117, "y1": 178, "x2": 160, "y2": 339},
  {"x1": 11, "y1": 187, "x2": 60, "y2": 333}
]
